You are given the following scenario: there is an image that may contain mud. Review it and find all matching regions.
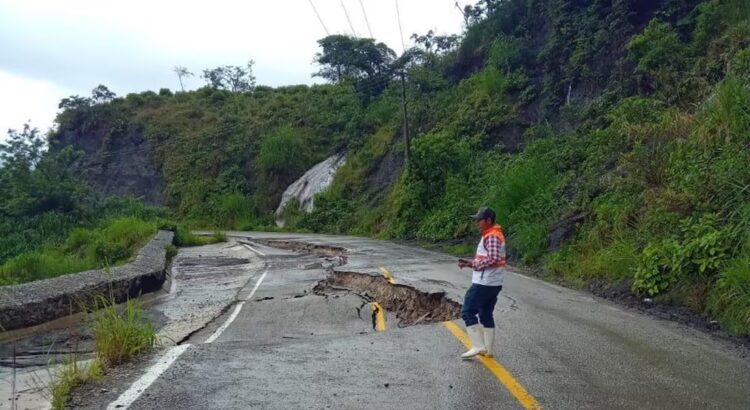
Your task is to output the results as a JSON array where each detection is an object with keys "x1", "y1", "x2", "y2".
[
  {"x1": 252, "y1": 239, "x2": 347, "y2": 259},
  {"x1": 314, "y1": 271, "x2": 461, "y2": 327}
]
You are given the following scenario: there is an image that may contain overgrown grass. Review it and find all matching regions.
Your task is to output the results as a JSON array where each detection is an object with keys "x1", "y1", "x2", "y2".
[
  {"x1": 172, "y1": 224, "x2": 227, "y2": 247},
  {"x1": 49, "y1": 297, "x2": 156, "y2": 408},
  {"x1": 92, "y1": 297, "x2": 156, "y2": 367},
  {"x1": 0, "y1": 252, "x2": 91, "y2": 285},
  {"x1": 0, "y1": 217, "x2": 157, "y2": 285},
  {"x1": 707, "y1": 256, "x2": 750, "y2": 335},
  {"x1": 50, "y1": 357, "x2": 103, "y2": 410}
]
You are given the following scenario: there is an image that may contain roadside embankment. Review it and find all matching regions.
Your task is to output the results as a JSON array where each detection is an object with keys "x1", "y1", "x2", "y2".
[{"x1": 0, "y1": 230, "x2": 174, "y2": 331}]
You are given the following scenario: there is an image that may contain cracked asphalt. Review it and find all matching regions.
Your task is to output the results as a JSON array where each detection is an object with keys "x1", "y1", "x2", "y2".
[{"x1": 79, "y1": 232, "x2": 750, "y2": 409}]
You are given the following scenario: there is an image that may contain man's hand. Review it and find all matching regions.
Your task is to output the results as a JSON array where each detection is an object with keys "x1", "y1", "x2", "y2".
[{"x1": 458, "y1": 259, "x2": 472, "y2": 269}]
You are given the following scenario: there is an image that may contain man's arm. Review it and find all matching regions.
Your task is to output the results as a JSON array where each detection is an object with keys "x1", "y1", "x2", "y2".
[{"x1": 471, "y1": 235, "x2": 502, "y2": 270}]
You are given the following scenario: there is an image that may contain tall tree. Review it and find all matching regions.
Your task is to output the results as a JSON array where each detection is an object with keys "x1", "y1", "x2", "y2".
[
  {"x1": 173, "y1": 66, "x2": 194, "y2": 92},
  {"x1": 91, "y1": 84, "x2": 116, "y2": 104}
]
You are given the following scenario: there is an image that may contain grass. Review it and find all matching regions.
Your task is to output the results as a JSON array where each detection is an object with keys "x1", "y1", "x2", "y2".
[
  {"x1": 0, "y1": 252, "x2": 91, "y2": 285},
  {"x1": 49, "y1": 296, "x2": 156, "y2": 408},
  {"x1": 441, "y1": 242, "x2": 476, "y2": 257},
  {"x1": 93, "y1": 297, "x2": 156, "y2": 367},
  {"x1": 707, "y1": 256, "x2": 750, "y2": 335},
  {"x1": 0, "y1": 217, "x2": 157, "y2": 285},
  {"x1": 173, "y1": 224, "x2": 227, "y2": 247},
  {"x1": 50, "y1": 357, "x2": 104, "y2": 410}
]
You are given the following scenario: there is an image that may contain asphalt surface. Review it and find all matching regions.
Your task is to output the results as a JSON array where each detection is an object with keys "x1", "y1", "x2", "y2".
[{"x1": 83, "y1": 232, "x2": 750, "y2": 409}]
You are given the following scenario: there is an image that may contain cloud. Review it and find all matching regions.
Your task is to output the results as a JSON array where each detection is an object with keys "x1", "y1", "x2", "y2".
[
  {"x1": 0, "y1": 0, "x2": 465, "y2": 141},
  {"x1": 0, "y1": 70, "x2": 71, "y2": 139}
]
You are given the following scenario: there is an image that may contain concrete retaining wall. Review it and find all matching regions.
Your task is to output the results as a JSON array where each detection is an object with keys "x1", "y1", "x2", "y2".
[{"x1": 0, "y1": 230, "x2": 174, "y2": 331}]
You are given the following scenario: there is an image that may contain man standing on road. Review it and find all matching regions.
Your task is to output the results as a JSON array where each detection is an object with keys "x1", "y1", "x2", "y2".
[{"x1": 457, "y1": 207, "x2": 506, "y2": 359}]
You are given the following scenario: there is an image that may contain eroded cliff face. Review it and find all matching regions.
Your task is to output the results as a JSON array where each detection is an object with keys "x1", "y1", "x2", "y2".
[{"x1": 54, "y1": 122, "x2": 166, "y2": 205}]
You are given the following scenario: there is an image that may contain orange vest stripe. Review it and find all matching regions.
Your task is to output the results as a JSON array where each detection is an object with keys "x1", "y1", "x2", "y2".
[{"x1": 477, "y1": 225, "x2": 506, "y2": 268}]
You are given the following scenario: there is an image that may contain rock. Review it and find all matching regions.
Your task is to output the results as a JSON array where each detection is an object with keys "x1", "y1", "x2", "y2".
[{"x1": 275, "y1": 154, "x2": 346, "y2": 227}]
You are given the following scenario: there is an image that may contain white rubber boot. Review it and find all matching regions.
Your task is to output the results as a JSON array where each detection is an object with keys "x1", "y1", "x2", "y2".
[
  {"x1": 481, "y1": 327, "x2": 495, "y2": 358},
  {"x1": 461, "y1": 325, "x2": 486, "y2": 359}
]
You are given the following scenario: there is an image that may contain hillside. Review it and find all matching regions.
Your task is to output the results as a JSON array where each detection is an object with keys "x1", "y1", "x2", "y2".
[{"x1": 4, "y1": 0, "x2": 749, "y2": 335}]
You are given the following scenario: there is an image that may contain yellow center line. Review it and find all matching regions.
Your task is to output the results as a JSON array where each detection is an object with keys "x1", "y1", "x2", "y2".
[
  {"x1": 379, "y1": 267, "x2": 396, "y2": 284},
  {"x1": 372, "y1": 302, "x2": 386, "y2": 331},
  {"x1": 443, "y1": 321, "x2": 542, "y2": 410}
]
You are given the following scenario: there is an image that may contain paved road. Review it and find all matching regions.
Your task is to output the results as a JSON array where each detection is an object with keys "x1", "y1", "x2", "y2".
[{"x1": 86, "y1": 232, "x2": 750, "y2": 409}]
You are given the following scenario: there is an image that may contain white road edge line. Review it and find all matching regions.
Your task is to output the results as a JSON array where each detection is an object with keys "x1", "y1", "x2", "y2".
[
  {"x1": 106, "y1": 269, "x2": 268, "y2": 409},
  {"x1": 241, "y1": 242, "x2": 266, "y2": 257},
  {"x1": 106, "y1": 344, "x2": 191, "y2": 410},
  {"x1": 205, "y1": 269, "x2": 268, "y2": 343}
]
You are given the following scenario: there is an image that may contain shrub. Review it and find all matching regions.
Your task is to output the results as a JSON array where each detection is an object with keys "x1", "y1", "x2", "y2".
[
  {"x1": 258, "y1": 124, "x2": 309, "y2": 176},
  {"x1": 633, "y1": 214, "x2": 732, "y2": 296},
  {"x1": 707, "y1": 255, "x2": 750, "y2": 335},
  {"x1": 93, "y1": 298, "x2": 156, "y2": 366}
]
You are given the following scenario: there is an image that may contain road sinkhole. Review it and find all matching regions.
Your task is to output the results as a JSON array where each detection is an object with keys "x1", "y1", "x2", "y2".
[
  {"x1": 314, "y1": 270, "x2": 461, "y2": 328},
  {"x1": 246, "y1": 238, "x2": 461, "y2": 330}
]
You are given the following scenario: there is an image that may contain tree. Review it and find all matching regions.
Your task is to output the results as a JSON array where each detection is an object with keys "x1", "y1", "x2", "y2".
[
  {"x1": 0, "y1": 124, "x2": 45, "y2": 171},
  {"x1": 173, "y1": 66, "x2": 194, "y2": 92},
  {"x1": 91, "y1": 84, "x2": 116, "y2": 104},
  {"x1": 0, "y1": 124, "x2": 86, "y2": 216},
  {"x1": 58, "y1": 95, "x2": 91, "y2": 110},
  {"x1": 313, "y1": 35, "x2": 396, "y2": 82},
  {"x1": 201, "y1": 60, "x2": 256, "y2": 92},
  {"x1": 411, "y1": 30, "x2": 460, "y2": 55}
]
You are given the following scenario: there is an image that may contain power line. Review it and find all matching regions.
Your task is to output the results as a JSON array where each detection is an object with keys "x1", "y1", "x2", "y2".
[
  {"x1": 394, "y1": 0, "x2": 406, "y2": 53},
  {"x1": 358, "y1": 0, "x2": 374, "y2": 38},
  {"x1": 340, "y1": 0, "x2": 358, "y2": 37},
  {"x1": 307, "y1": 0, "x2": 330, "y2": 36}
]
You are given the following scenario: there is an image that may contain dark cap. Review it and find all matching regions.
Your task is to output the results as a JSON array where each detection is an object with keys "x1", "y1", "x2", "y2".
[{"x1": 470, "y1": 207, "x2": 496, "y2": 222}]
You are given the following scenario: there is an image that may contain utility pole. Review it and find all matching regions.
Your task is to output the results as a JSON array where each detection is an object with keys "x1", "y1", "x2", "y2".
[{"x1": 400, "y1": 70, "x2": 410, "y2": 164}]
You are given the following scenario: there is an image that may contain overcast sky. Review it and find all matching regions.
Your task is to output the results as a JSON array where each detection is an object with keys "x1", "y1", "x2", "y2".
[{"x1": 0, "y1": 0, "x2": 466, "y2": 141}]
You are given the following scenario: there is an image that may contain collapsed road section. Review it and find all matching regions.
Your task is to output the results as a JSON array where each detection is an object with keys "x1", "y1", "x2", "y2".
[
  {"x1": 249, "y1": 237, "x2": 462, "y2": 328},
  {"x1": 314, "y1": 271, "x2": 461, "y2": 327}
]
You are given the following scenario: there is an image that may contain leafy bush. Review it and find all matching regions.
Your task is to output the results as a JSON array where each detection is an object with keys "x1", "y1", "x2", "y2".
[
  {"x1": 634, "y1": 214, "x2": 732, "y2": 295},
  {"x1": 707, "y1": 255, "x2": 750, "y2": 335}
]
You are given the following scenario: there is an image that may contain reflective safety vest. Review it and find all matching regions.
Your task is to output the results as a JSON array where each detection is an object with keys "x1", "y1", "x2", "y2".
[{"x1": 472, "y1": 224, "x2": 506, "y2": 286}]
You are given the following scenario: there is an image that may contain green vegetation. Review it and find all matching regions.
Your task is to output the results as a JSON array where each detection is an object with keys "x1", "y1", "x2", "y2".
[
  {"x1": 0, "y1": 216, "x2": 158, "y2": 285},
  {"x1": 50, "y1": 357, "x2": 104, "y2": 410},
  {"x1": 93, "y1": 297, "x2": 157, "y2": 366},
  {"x1": 3, "y1": 1, "x2": 749, "y2": 336},
  {"x1": 49, "y1": 297, "x2": 156, "y2": 408}
]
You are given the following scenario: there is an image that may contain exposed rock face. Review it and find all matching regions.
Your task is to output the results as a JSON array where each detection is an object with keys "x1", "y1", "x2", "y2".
[
  {"x1": 55, "y1": 126, "x2": 166, "y2": 205},
  {"x1": 275, "y1": 154, "x2": 346, "y2": 227}
]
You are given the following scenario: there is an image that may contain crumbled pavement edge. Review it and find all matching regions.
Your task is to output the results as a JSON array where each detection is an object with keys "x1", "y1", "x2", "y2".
[{"x1": 0, "y1": 230, "x2": 174, "y2": 331}]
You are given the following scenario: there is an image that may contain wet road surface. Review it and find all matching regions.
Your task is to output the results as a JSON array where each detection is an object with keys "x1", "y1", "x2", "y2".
[{"x1": 59, "y1": 233, "x2": 750, "y2": 409}]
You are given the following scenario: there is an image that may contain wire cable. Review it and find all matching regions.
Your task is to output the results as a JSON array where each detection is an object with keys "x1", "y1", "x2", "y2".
[
  {"x1": 340, "y1": 0, "x2": 358, "y2": 37},
  {"x1": 307, "y1": 0, "x2": 330, "y2": 36},
  {"x1": 394, "y1": 0, "x2": 407, "y2": 53},
  {"x1": 358, "y1": 0, "x2": 374, "y2": 38}
]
